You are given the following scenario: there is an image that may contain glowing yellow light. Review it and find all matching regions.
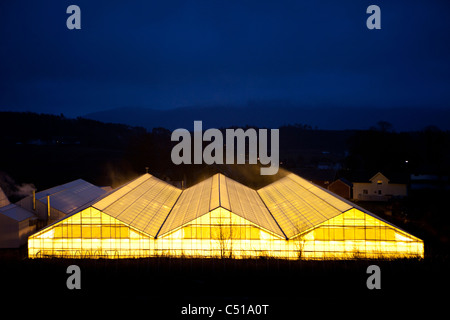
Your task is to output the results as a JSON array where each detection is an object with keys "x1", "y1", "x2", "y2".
[
  {"x1": 28, "y1": 206, "x2": 424, "y2": 259},
  {"x1": 27, "y1": 174, "x2": 424, "y2": 260}
]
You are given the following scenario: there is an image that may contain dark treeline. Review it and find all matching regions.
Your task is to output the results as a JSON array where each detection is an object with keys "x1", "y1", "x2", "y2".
[
  {"x1": 0, "y1": 111, "x2": 147, "y2": 147},
  {"x1": 343, "y1": 124, "x2": 450, "y2": 178},
  {"x1": 1, "y1": 112, "x2": 449, "y2": 189}
]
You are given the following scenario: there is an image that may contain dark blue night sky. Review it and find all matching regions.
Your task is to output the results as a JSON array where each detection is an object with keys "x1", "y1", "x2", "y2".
[{"x1": 1, "y1": 0, "x2": 450, "y2": 127}]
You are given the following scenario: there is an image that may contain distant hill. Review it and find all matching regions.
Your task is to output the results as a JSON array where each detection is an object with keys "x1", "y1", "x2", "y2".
[
  {"x1": 0, "y1": 111, "x2": 145, "y2": 147},
  {"x1": 83, "y1": 105, "x2": 450, "y2": 131}
]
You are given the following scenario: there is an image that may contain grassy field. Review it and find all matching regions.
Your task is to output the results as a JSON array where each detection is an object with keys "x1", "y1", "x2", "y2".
[{"x1": 0, "y1": 254, "x2": 448, "y2": 318}]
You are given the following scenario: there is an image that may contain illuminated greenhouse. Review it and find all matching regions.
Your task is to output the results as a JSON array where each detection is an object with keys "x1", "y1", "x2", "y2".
[{"x1": 28, "y1": 173, "x2": 424, "y2": 259}]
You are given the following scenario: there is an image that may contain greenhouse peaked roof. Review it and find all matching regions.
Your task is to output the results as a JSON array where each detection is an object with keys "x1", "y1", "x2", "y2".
[
  {"x1": 83, "y1": 172, "x2": 410, "y2": 240},
  {"x1": 92, "y1": 174, "x2": 182, "y2": 238},
  {"x1": 258, "y1": 174, "x2": 354, "y2": 238},
  {"x1": 157, "y1": 173, "x2": 285, "y2": 238}
]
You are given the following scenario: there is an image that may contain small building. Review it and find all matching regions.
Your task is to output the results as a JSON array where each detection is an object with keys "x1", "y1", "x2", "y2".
[
  {"x1": 0, "y1": 203, "x2": 37, "y2": 248},
  {"x1": 352, "y1": 172, "x2": 407, "y2": 202},
  {"x1": 16, "y1": 179, "x2": 108, "y2": 223},
  {"x1": 328, "y1": 178, "x2": 352, "y2": 200}
]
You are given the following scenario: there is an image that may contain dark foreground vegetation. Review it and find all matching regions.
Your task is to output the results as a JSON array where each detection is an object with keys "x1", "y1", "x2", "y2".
[{"x1": 0, "y1": 255, "x2": 448, "y2": 317}]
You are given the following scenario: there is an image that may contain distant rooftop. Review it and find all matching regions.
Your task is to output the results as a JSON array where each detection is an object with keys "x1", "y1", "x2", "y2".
[
  {"x1": 36, "y1": 179, "x2": 108, "y2": 215},
  {"x1": 0, "y1": 203, "x2": 35, "y2": 221}
]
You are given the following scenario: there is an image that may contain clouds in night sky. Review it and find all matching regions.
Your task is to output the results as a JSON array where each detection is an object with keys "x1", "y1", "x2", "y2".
[{"x1": 1, "y1": 0, "x2": 450, "y2": 117}]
